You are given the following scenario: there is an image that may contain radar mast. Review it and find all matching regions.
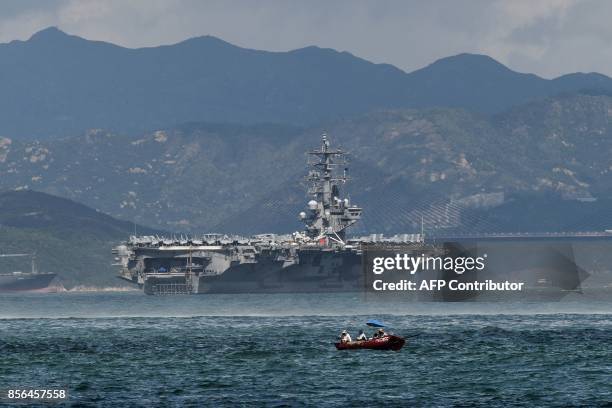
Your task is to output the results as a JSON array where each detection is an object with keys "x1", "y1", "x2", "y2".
[{"x1": 299, "y1": 133, "x2": 362, "y2": 246}]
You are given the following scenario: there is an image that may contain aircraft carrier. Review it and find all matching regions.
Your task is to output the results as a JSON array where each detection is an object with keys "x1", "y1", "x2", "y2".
[
  {"x1": 114, "y1": 134, "x2": 432, "y2": 295},
  {"x1": 114, "y1": 134, "x2": 595, "y2": 298}
]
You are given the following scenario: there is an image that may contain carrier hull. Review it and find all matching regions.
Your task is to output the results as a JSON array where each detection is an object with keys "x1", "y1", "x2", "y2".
[
  {"x1": 195, "y1": 250, "x2": 363, "y2": 294},
  {"x1": 131, "y1": 248, "x2": 365, "y2": 295}
]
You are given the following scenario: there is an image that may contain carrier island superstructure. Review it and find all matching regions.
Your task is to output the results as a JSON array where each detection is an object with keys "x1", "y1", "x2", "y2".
[{"x1": 114, "y1": 134, "x2": 428, "y2": 295}]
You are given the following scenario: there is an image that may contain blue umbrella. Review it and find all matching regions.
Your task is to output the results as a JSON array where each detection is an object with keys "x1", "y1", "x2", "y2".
[{"x1": 366, "y1": 319, "x2": 386, "y2": 328}]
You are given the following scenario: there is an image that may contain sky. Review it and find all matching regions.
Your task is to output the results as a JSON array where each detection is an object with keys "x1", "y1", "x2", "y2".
[{"x1": 0, "y1": 0, "x2": 610, "y2": 79}]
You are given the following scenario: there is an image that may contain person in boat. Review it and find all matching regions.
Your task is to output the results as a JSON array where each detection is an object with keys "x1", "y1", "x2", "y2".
[
  {"x1": 339, "y1": 330, "x2": 352, "y2": 343},
  {"x1": 356, "y1": 330, "x2": 367, "y2": 341},
  {"x1": 373, "y1": 328, "x2": 387, "y2": 338}
]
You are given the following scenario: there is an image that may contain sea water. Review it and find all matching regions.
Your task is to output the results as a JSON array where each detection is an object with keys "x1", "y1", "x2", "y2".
[{"x1": 0, "y1": 292, "x2": 610, "y2": 406}]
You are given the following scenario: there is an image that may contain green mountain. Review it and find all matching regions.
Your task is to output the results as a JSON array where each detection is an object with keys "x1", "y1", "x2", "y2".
[
  {"x1": 2, "y1": 27, "x2": 612, "y2": 138},
  {"x1": 0, "y1": 190, "x2": 159, "y2": 288}
]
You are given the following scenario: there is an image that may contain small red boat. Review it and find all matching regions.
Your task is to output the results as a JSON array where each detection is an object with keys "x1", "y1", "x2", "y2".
[{"x1": 334, "y1": 335, "x2": 406, "y2": 351}]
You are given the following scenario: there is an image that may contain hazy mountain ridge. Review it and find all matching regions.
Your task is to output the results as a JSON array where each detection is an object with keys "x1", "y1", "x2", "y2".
[
  {"x1": 2, "y1": 27, "x2": 612, "y2": 138},
  {"x1": 2, "y1": 93, "x2": 612, "y2": 234}
]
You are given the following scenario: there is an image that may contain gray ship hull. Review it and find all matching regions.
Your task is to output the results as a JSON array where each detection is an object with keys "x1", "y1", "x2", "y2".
[
  {"x1": 195, "y1": 250, "x2": 363, "y2": 294},
  {"x1": 0, "y1": 272, "x2": 57, "y2": 292},
  {"x1": 119, "y1": 237, "x2": 598, "y2": 299},
  {"x1": 139, "y1": 249, "x2": 364, "y2": 295}
]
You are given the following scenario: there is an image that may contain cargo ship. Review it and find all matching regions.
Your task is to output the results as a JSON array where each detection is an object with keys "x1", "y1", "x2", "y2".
[{"x1": 0, "y1": 253, "x2": 57, "y2": 293}]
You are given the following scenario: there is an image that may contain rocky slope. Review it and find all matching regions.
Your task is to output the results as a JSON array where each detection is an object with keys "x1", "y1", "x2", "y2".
[{"x1": 2, "y1": 93, "x2": 612, "y2": 234}]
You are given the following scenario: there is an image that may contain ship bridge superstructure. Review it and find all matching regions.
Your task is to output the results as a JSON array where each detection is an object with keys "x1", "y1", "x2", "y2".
[{"x1": 299, "y1": 133, "x2": 362, "y2": 245}]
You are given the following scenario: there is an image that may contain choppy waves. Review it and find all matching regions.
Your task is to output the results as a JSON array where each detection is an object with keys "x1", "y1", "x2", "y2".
[{"x1": 0, "y1": 313, "x2": 610, "y2": 406}]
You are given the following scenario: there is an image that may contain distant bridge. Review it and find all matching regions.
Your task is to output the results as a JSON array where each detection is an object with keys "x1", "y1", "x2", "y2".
[{"x1": 427, "y1": 231, "x2": 612, "y2": 242}]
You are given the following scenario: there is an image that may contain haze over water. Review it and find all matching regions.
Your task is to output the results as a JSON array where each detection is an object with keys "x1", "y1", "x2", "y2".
[{"x1": 0, "y1": 292, "x2": 611, "y2": 318}]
